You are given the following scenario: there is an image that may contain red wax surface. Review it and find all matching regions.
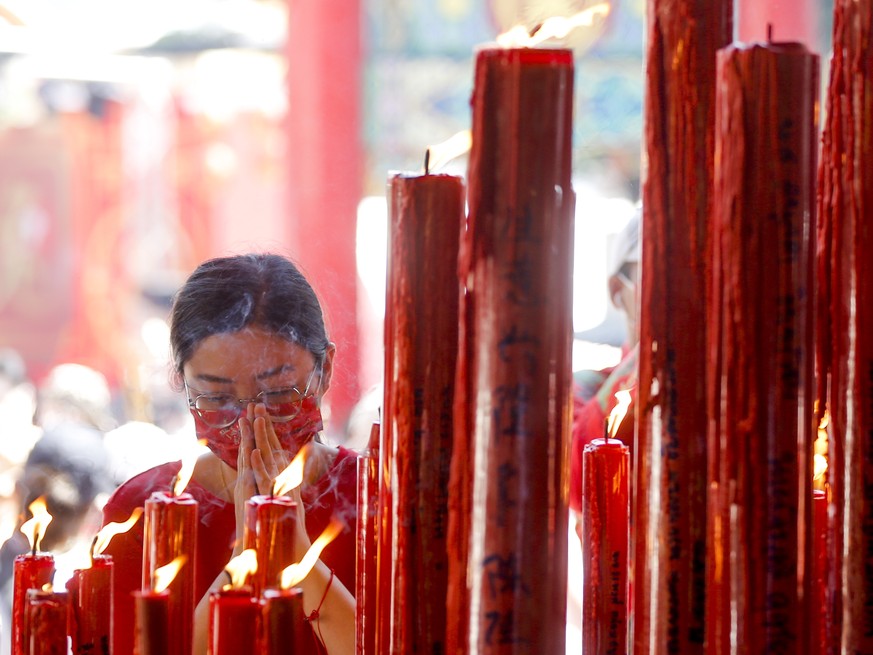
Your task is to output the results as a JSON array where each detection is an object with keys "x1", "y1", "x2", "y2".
[
  {"x1": 811, "y1": 489, "x2": 829, "y2": 654},
  {"x1": 134, "y1": 589, "x2": 170, "y2": 655},
  {"x1": 142, "y1": 490, "x2": 198, "y2": 655},
  {"x1": 12, "y1": 553, "x2": 54, "y2": 655},
  {"x1": 24, "y1": 589, "x2": 68, "y2": 655},
  {"x1": 818, "y1": 3, "x2": 873, "y2": 652},
  {"x1": 381, "y1": 171, "x2": 462, "y2": 654},
  {"x1": 355, "y1": 423, "x2": 379, "y2": 655},
  {"x1": 635, "y1": 0, "x2": 732, "y2": 653},
  {"x1": 709, "y1": 41, "x2": 818, "y2": 654},
  {"x1": 208, "y1": 587, "x2": 259, "y2": 655},
  {"x1": 68, "y1": 554, "x2": 114, "y2": 655},
  {"x1": 243, "y1": 495, "x2": 297, "y2": 595},
  {"x1": 259, "y1": 587, "x2": 311, "y2": 654},
  {"x1": 582, "y1": 438, "x2": 629, "y2": 655},
  {"x1": 447, "y1": 45, "x2": 574, "y2": 654}
]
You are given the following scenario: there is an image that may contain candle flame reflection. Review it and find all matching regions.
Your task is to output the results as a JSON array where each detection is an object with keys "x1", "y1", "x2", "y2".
[
  {"x1": 20, "y1": 496, "x2": 52, "y2": 553},
  {"x1": 273, "y1": 444, "x2": 309, "y2": 497},
  {"x1": 91, "y1": 507, "x2": 143, "y2": 558},
  {"x1": 813, "y1": 410, "x2": 830, "y2": 488},
  {"x1": 153, "y1": 555, "x2": 187, "y2": 593},
  {"x1": 280, "y1": 517, "x2": 344, "y2": 589},
  {"x1": 223, "y1": 548, "x2": 258, "y2": 590},
  {"x1": 496, "y1": 3, "x2": 611, "y2": 47},
  {"x1": 606, "y1": 389, "x2": 632, "y2": 438}
]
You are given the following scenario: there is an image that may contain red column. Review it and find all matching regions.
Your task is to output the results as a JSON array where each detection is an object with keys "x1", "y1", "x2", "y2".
[{"x1": 285, "y1": 0, "x2": 363, "y2": 435}]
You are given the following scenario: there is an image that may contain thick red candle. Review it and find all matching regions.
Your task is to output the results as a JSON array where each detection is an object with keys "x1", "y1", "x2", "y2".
[
  {"x1": 208, "y1": 587, "x2": 260, "y2": 655},
  {"x1": 582, "y1": 437, "x2": 629, "y2": 655},
  {"x1": 24, "y1": 588, "x2": 67, "y2": 655},
  {"x1": 709, "y1": 40, "x2": 818, "y2": 654},
  {"x1": 12, "y1": 553, "x2": 55, "y2": 655},
  {"x1": 355, "y1": 422, "x2": 379, "y2": 655},
  {"x1": 67, "y1": 554, "x2": 113, "y2": 655},
  {"x1": 447, "y1": 45, "x2": 574, "y2": 654},
  {"x1": 142, "y1": 490, "x2": 198, "y2": 655},
  {"x1": 381, "y1": 170, "x2": 462, "y2": 653},
  {"x1": 243, "y1": 495, "x2": 297, "y2": 594},
  {"x1": 811, "y1": 489, "x2": 829, "y2": 654},
  {"x1": 635, "y1": 0, "x2": 732, "y2": 653},
  {"x1": 133, "y1": 589, "x2": 170, "y2": 655},
  {"x1": 259, "y1": 587, "x2": 309, "y2": 654},
  {"x1": 818, "y1": 2, "x2": 873, "y2": 653}
]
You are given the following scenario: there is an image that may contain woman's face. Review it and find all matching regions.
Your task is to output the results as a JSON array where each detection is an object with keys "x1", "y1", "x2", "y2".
[{"x1": 182, "y1": 327, "x2": 333, "y2": 468}]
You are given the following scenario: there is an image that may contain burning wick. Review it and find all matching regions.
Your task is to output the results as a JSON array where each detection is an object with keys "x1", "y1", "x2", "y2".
[
  {"x1": 273, "y1": 445, "x2": 309, "y2": 498},
  {"x1": 20, "y1": 497, "x2": 52, "y2": 555},
  {"x1": 605, "y1": 389, "x2": 633, "y2": 441},
  {"x1": 767, "y1": 23, "x2": 773, "y2": 42},
  {"x1": 152, "y1": 555, "x2": 187, "y2": 593},
  {"x1": 424, "y1": 149, "x2": 431, "y2": 176},
  {"x1": 280, "y1": 517, "x2": 344, "y2": 589},
  {"x1": 171, "y1": 439, "x2": 206, "y2": 496},
  {"x1": 90, "y1": 507, "x2": 144, "y2": 561},
  {"x1": 496, "y1": 3, "x2": 610, "y2": 47},
  {"x1": 223, "y1": 549, "x2": 258, "y2": 590}
]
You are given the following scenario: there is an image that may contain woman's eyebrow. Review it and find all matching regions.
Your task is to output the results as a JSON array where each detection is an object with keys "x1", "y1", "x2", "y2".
[{"x1": 255, "y1": 364, "x2": 297, "y2": 381}]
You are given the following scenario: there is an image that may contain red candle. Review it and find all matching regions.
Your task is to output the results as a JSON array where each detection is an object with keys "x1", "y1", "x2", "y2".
[
  {"x1": 259, "y1": 588, "x2": 309, "y2": 655},
  {"x1": 811, "y1": 489, "x2": 828, "y2": 653},
  {"x1": 133, "y1": 589, "x2": 170, "y2": 655},
  {"x1": 142, "y1": 490, "x2": 198, "y2": 655},
  {"x1": 67, "y1": 554, "x2": 113, "y2": 655},
  {"x1": 208, "y1": 588, "x2": 260, "y2": 655},
  {"x1": 12, "y1": 554, "x2": 55, "y2": 655},
  {"x1": 635, "y1": 0, "x2": 731, "y2": 652},
  {"x1": 447, "y1": 45, "x2": 574, "y2": 654},
  {"x1": 243, "y1": 495, "x2": 298, "y2": 594},
  {"x1": 355, "y1": 422, "x2": 379, "y2": 655},
  {"x1": 24, "y1": 588, "x2": 68, "y2": 655},
  {"x1": 709, "y1": 40, "x2": 818, "y2": 653},
  {"x1": 581, "y1": 436, "x2": 629, "y2": 655},
  {"x1": 381, "y1": 169, "x2": 462, "y2": 653}
]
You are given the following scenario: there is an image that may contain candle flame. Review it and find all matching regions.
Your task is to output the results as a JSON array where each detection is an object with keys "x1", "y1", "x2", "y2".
[
  {"x1": 173, "y1": 439, "x2": 206, "y2": 496},
  {"x1": 280, "y1": 517, "x2": 344, "y2": 589},
  {"x1": 426, "y1": 130, "x2": 472, "y2": 173},
  {"x1": 153, "y1": 555, "x2": 187, "y2": 593},
  {"x1": 91, "y1": 507, "x2": 143, "y2": 557},
  {"x1": 606, "y1": 389, "x2": 632, "y2": 438},
  {"x1": 223, "y1": 548, "x2": 258, "y2": 590},
  {"x1": 496, "y1": 4, "x2": 611, "y2": 47},
  {"x1": 273, "y1": 444, "x2": 309, "y2": 497},
  {"x1": 20, "y1": 497, "x2": 52, "y2": 552}
]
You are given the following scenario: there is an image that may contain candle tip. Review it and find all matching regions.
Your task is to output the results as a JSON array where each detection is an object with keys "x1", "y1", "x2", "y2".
[
  {"x1": 424, "y1": 149, "x2": 431, "y2": 176},
  {"x1": 767, "y1": 23, "x2": 773, "y2": 42}
]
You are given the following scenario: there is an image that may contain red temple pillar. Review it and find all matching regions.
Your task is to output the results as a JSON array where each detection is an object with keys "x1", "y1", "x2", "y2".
[{"x1": 285, "y1": 0, "x2": 363, "y2": 435}]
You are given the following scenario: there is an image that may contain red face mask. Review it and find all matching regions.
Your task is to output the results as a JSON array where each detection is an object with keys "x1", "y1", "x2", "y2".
[{"x1": 192, "y1": 395, "x2": 324, "y2": 470}]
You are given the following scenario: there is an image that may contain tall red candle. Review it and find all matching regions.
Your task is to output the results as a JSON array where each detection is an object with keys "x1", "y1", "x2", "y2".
[
  {"x1": 811, "y1": 489, "x2": 829, "y2": 654},
  {"x1": 208, "y1": 588, "x2": 260, "y2": 655},
  {"x1": 635, "y1": 0, "x2": 732, "y2": 653},
  {"x1": 243, "y1": 495, "x2": 297, "y2": 595},
  {"x1": 133, "y1": 589, "x2": 170, "y2": 655},
  {"x1": 355, "y1": 422, "x2": 379, "y2": 655},
  {"x1": 582, "y1": 436, "x2": 629, "y2": 655},
  {"x1": 24, "y1": 588, "x2": 68, "y2": 655},
  {"x1": 447, "y1": 45, "x2": 574, "y2": 654},
  {"x1": 12, "y1": 554, "x2": 55, "y2": 655},
  {"x1": 67, "y1": 554, "x2": 113, "y2": 655},
  {"x1": 708, "y1": 40, "x2": 818, "y2": 654},
  {"x1": 382, "y1": 170, "x2": 462, "y2": 653},
  {"x1": 259, "y1": 588, "x2": 310, "y2": 655},
  {"x1": 818, "y1": 2, "x2": 873, "y2": 653},
  {"x1": 142, "y1": 490, "x2": 198, "y2": 655}
]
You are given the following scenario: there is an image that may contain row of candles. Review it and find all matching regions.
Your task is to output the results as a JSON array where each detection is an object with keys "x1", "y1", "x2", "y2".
[{"x1": 11, "y1": 445, "x2": 336, "y2": 655}]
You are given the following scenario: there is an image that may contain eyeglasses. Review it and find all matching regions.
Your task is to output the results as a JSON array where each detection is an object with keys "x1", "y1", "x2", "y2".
[{"x1": 184, "y1": 367, "x2": 319, "y2": 429}]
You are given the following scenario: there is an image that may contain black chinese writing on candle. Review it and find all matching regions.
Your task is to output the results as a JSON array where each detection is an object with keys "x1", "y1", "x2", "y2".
[{"x1": 482, "y1": 553, "x2": 531, "y2": 646}]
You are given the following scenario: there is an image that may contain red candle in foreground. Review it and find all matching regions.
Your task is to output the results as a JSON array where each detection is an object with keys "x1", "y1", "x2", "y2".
[
  {"x1": 12, "y1": 553, "x2": 55, "y2": 655},
  {"x1": 208, "y1": 587, "x2": 260, "y2": 655},
  {"x1": 259, "y1": 587, "x2": 310, "y2": 654},
  {"x1": 812, "y1": 488, "x2": 829, "y2": 653},
  {"x1": 133, "y1": 589, "x2": 170, "y2": 655},
  {"x1": 24, "y1": 588, "x2": 68, "y2": 655},
  {"x1": 355, "y1": 422, "x2": 379, "y2": 655},
  {"x1": 143, "y1": 490, "x2": 198, "y2": 655},
  {"x1": 582, "y1": 437, "x2": 629, "y2": 655},
  {"x1": 244, "y1": 495, "x2": 297, "y2": 594},
  {"x1": 67, "y1": 554, "x2": 113, "y2": 655}
]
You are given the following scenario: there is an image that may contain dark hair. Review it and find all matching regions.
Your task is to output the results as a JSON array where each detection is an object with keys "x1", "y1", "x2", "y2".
[{"x1": 169, "y1": 254, "x2": 330, "y2": 379}]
